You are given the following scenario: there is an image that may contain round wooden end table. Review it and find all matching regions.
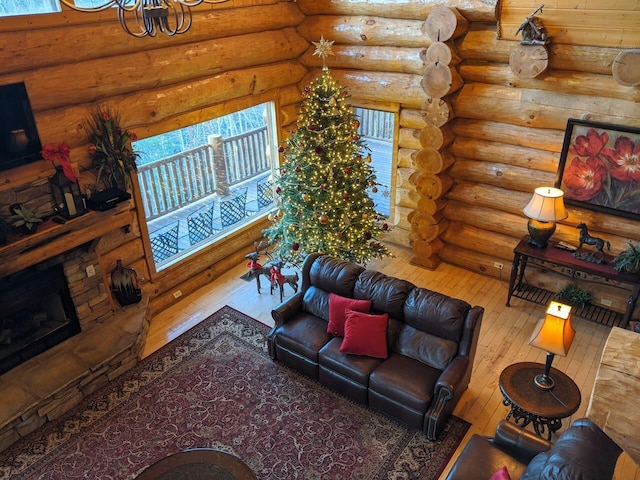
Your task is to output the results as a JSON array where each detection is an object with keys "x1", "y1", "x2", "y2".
[
  {"x1": 134, "y1": 448, "x2": 257, "y2": 480},
  {"x1": 499, "y1": 361, "x2": 581, "y2": 440}
]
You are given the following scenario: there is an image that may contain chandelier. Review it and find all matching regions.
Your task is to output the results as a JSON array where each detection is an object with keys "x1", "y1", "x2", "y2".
[{"x1": 59, "y1": 0, "x2": 230, "y2": 38}]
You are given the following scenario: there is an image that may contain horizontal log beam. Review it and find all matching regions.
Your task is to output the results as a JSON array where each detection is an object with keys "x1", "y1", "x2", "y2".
[
  {"x1": 2, "y1": 29, "x2": 308, "y2": 112},
  {"x1": 300, "y1": 45, "x2": 426, "y2": 75},
  {"x1": 452, "y1": 119, "x2": 564, "y2": 152},
  {"x1": 36, "y1": 61, "x2": 307, "y2": 149},
  {"x1": 448, "y1": 159, "x2": 554, "y2": 193},
  {"x1": 451, "y1": 138, "x2": 559, "y2": 173},
  {"x1": 298, "y1": 15, "x2": 429, "y2": 48},
  {"x1": 301, "y1": 69, "x2": 425, "y2": 109},
  {"x1": 460, "y1": 62, "x2": 640, "y2": 103},
  {"x1": 457, "y1": 26, "x2": 622, "y2": 75},
  {"x1": 295, "y1": 0, "x2": 499, "y2": 22},
  {"x1": 451, "y1": 83, "x2": 640, "y2": 130},
  {"x1": 0, "y1": 3, "x2": 305, "y2": 75}
]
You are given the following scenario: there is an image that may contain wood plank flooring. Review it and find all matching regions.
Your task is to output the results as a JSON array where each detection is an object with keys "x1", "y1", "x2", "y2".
[{"x1": 142, "y1": 244, "x2": 639, "y2": 479}]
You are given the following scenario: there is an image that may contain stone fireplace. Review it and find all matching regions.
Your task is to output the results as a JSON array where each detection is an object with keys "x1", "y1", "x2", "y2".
[{"x1": 0, "y1": 202, "x2": 150, "y2": 453}]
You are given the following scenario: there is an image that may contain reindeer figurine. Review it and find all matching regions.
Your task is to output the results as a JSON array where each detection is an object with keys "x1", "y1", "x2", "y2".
[
  {"x1": 269, "y1": 259, "x2": 299, "y2": 302},
  {"x1": 244, "y1": 240, "x2": 274, "y2": 294}
]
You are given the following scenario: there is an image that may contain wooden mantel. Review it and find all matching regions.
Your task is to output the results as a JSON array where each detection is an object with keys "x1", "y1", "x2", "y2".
[{"x1": 0, "y1": 201, "x2": 134, "y2": 278}]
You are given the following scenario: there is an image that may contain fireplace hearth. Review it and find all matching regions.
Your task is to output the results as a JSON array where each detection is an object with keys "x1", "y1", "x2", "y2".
[{"x1": 0, "y1": 263, "x2": 80, "y2": 375}]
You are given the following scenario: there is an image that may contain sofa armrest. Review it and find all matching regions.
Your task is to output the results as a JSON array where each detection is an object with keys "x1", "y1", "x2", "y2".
[
  {"x1": 492, "y1": 420, "x2": 551, "y2": 464},
  {"x1": 434, "y1": 355, "x2": 468, "y2": 399},
  {"x1": 424, "y1": 356, "x2": 468, "y2": 439},
  {"x1": 271, "y1": 291, "x2": 304, "y2": 327}
]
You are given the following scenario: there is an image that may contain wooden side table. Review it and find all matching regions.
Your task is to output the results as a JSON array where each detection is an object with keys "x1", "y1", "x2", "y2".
[
  {"x1": 134, "y1": 448, "x2": 257, "y2": 480},
  {"x1": 499, "y1": 362, "x2": 581, "y2": 440}
]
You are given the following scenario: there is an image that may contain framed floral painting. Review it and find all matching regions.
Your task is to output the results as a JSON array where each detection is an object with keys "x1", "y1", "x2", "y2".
[{"x1": 556, "y1": 119, "x2": 640, "y2": 221}]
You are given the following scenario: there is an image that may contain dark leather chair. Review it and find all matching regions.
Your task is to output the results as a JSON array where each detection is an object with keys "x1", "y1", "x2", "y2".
[{"x1": 445, "y1": 418, "x2": 622, "y2": 480}]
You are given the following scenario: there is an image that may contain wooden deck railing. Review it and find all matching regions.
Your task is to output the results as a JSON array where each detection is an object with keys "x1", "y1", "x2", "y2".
[
  {"x1": 137, "y1": 127, "x2": 270, "y2": 220},
  {"x1": 354, "y1": 107, "x2": 394, "y2": 141}
]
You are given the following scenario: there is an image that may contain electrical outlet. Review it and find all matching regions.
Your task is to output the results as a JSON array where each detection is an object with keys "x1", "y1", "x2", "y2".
[
  {"x1": 85, "y1": 264, "x2": 96, "y2": 277},
  {"x1": 493, "y1": 262, "x2": 504, "y2": 270},
  {"x1": 173, "y1": 290, "x2": 182, "y2": 299},
  {"x1": 600, "y1": 298, "x2": 613, "y2": 307}
]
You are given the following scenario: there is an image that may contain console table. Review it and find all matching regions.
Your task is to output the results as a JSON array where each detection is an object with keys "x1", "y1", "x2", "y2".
[{"x1": 506, "y1": 238, "x2": 640, "y2": 328}]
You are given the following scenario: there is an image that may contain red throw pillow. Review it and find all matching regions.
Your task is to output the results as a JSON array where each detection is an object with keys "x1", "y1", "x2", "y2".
[
  {"x1": 490, "y1": 466, "x2": 511, "y2": 480},
  {"x1": 327, "y1": 293, "x2": 372, "y2": 337},
  {"x1": 339, "y1": 309, "x2": 389, "y2": 358}
]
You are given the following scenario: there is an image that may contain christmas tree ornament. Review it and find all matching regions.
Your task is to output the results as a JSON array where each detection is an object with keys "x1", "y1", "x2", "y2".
[{"x1": 319, "y1": 214, "x2": 329, "y2": 224}]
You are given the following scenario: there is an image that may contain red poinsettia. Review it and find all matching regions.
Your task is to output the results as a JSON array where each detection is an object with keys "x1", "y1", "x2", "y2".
[{"x1": 41, "y1": 142, "x2": 79, "y2": 183}]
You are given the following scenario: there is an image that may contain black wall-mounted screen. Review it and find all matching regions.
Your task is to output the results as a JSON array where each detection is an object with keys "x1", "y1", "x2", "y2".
[{"x1": 0, "y1": 82, "x2": 43, "y2": 172}]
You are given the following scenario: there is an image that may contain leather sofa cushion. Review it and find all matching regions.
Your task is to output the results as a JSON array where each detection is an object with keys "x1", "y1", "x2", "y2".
[
  {"x1": 368, "y1": 353, "x2": 441, "y2": 412},
  {"x1": 395, "y1": 323, "x2": 458, "y2": 370},
  {"x1": 445, "y1": 434, "x2": 528, "y2": 480},
  {"x1": 521, "y1": 418, "x2": 622, "y2": 480},
  {"x1": 274, "y1": 313, "x2": 332, "y2": 361},
  {"x1": 354, "y1": 270, "x2": 414, "y2": 320},
  {"x1": 319, "y1": 337, "x2": 383, "y2": 385},
  {"x1": 309, "y1": 255, "x2": 364, "y2": 298},
  {"x1": 303, "y1": 286, "x2": 330, "y2": 321},
  {"x1": 403, "y1": 287, "x2": 470, "y2": 342}
]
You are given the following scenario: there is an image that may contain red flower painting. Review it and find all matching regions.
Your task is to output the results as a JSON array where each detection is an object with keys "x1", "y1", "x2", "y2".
[{"x1": 558, "y1": 120, "x2": 640, "y2": 220}]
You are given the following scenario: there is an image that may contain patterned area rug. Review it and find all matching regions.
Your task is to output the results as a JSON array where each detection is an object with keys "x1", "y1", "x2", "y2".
[{"x1": 0, "y1": 306, "x2": 470, "y2": 480}]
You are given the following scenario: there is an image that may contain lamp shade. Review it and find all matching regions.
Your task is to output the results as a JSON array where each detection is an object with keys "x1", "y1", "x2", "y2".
[
  {"x1": 523, "y1": 187, "x2": 568, "y2": 222},
  {"x1": 529, "y1": 301, "x2": 575, "y2": 356}
]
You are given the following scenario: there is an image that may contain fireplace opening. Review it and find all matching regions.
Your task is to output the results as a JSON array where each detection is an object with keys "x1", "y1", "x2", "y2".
[{"x1": 0, "y1": 263, "x2": 80, "y2": 375}]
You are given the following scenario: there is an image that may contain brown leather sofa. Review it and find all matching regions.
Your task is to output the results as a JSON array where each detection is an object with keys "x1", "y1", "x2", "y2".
[
  {"x1": 445, "y1": 418, "x2": 622, "y2": 480},
  {"x1": 267, "y1": 253, "x2": 484, "y2": 440}
]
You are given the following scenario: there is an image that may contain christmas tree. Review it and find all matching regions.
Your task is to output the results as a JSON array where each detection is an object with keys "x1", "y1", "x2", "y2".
[{"x1": 264, "y1": 37, "x2": 391, "y2": 266}]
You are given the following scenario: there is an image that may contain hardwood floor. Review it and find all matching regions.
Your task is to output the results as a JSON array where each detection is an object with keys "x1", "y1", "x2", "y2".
[{"x1": 142, "y1": 244, "x2": 639, "y2": 479}]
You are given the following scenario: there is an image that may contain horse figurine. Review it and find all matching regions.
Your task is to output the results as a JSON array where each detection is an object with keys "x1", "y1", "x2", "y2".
[{"x1": 573, "y1": 223, "x2": 611, "y2": 264}]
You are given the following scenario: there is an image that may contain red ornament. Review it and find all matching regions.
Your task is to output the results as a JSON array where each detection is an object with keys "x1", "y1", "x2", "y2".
[
  {"x1": 343, "y1": 167, "x2": 352, "y2": 175},
  {"x1": 319, "y1": 214, "x2": 329, "y2": 224},
  {"x1": 295, "y1": 166, "x2": 301, "y2": 172},
  {"x1": 315, "y1": 146, "x2": 324, "y2": 154},
  {"x1": 343, "y1": 193, "x2": 350, "y2": 201},
  {"x1": 278, "y1": 146, "x2": 285, "y2": 153},
  {"x1": 310, "y1": 124, "x2": 317, "y2": 131},
  {"x1": 382, "y1": 223, "x2": 389, "y2": 231},
  {"x1": 336, "y1": 232, "x2": 342, "y2": 238},
  {"x1": 353, "y1": 135, "x2": 360, "y2": 141},
  {"x1": 320, "y1": 184, "x2": 326, "y2": 191},
  {"x1": 365, "y1": 231, "x2": 372, "y2": 239},
  {"x1": 275, "y1": 186, "x2": 282, "y2": 194},
  {"x1": 291, "y1": 243, "x2": 300, "y2": 251}
]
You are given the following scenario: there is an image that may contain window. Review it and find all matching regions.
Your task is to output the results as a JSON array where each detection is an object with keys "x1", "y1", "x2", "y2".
[
  {"x1": 354, "y1": 107, "x2": 395, "y2": 218},
  {"x1": 133, "y1": 102, "x2": 278, "y2": 271},
  {"x1": 0, "y1": 1, "x2": 60, "y2": 17}
]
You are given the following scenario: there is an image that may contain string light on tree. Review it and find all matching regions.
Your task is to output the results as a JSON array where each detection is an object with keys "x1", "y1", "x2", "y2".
[{"x1": 263, "y1": 36, "x2": 391, "y2": 265}]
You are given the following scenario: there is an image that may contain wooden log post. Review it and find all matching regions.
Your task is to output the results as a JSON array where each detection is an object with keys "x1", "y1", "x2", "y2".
[{"x1": 408, "y1": 5, "x2": 469, "y2": 269}]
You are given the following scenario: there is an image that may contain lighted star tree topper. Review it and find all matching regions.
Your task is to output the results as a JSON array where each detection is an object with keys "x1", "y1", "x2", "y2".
[{"x1": 263, "y1": 36, "x2": 392, "y2": 266}]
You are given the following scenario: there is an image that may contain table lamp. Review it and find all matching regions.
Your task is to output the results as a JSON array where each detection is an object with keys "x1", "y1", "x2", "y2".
[
  {"x1": 523, "y1": 187, "x2": 568, "y2": 248},
  {"x1": 528, "y1": 301, "x2": 575, "y2": 390}
]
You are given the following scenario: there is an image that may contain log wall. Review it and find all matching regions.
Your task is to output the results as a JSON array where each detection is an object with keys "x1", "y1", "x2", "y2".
[
  {"x1": 2, "y1": 0, "x2": 639, "y2": 320},
  {"x1": 0, "y1": 0, "x2": 307, "y2": 316},
  {"x1": 448, "y1": 23, "x2": 640, "y2": 317},
  {"x1": 295, "y1": 0, "x2": 498, "y2": 253}
]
